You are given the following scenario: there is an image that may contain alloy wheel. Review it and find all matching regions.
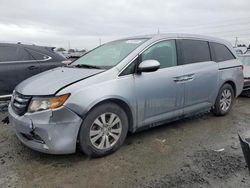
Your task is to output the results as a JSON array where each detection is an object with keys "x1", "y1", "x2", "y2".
[
  {"x1": 219, "y1": 89, "x2": 232, "y2": 112},
  {"x1": 89, "y1": 112, "x2": 122, "y2": 150}
]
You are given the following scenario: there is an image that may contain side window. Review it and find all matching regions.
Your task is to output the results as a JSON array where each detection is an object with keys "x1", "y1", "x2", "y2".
[
  {"x1": 179, "y1": 39, "x2": 211, "y2": 65},
  {"x1": 0, "y1": 46, "x2": 19, "y2": 62},
  {"x1": 0, "y1": 46, "x2": 34, "y2": 62},
  {"x1": 120, "y1": 58, "x2": 137, "y2": 76},
  {"x1": 25, "y1": 48, "x2": 51, "y2": 61},
  {"x1": 141, "y1": 40, "x2": 177, "y2": 69},
  {"x1": 210, "y1": 42, "x2": 235, "y2": 62},
  {"x1": 18, "y1": 48, "x2": 35, "y2": 61}
]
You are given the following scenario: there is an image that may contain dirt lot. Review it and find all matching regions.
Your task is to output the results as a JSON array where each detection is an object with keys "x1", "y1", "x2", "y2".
[{"x1": 1, "y1": 97, "x2": 250, "y2": 188}]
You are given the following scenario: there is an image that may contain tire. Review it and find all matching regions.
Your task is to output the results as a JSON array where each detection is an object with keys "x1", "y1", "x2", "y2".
[
  {"x1": 211, "y1": 83, "x2": 235, "y2": 116},
  {"x1": 79, "y1": 102, "x2": 128, "y2": 157}
]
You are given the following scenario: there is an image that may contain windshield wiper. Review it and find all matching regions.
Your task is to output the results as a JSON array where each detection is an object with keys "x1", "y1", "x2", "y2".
[{"x1": 71, "y1": 64, "x2": 102, "y2": 69}]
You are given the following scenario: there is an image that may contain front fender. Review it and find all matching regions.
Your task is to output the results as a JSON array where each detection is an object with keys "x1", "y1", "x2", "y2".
[{"x1": 62, "y1": 76, "x2": 137, "y2": 128}]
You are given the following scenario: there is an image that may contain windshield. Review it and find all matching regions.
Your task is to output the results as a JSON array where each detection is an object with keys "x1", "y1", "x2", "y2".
[
  {"x1": 71, "y1": 39, "x2": 147, "y2": 69},
  {"x1": 239, "y1": 56, "x2": 250, "y2": 66}
]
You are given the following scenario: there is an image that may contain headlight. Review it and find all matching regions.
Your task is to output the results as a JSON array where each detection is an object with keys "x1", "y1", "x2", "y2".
[{"x1": 28, "y1": 94, "x2": 70, "y2": 113}]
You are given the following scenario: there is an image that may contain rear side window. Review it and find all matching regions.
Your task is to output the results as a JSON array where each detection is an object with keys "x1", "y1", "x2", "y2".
[
  {"x1": 26, "y1": 49, "x2": 51, "y2": 61},
  {"x1": 0, "y1": 46, "x2": 19, "y2": 62},
  {"x1": 179, "y1": 39, "x2": 211, "y2": 65},
  {"x1": 0, "y1": 46, "x2": 34, "y2": 62},
  {"x1": 19, "y1": 48, "x2": 35, "y2": 61},
  {"x1": 210, "y1": 42, "x2": 235, "y2": 62}
]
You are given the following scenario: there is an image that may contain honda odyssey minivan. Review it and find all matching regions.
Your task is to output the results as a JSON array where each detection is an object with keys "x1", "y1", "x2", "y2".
[{"x1": 8, "y1": 34, "x2": 244, "y2": 157}]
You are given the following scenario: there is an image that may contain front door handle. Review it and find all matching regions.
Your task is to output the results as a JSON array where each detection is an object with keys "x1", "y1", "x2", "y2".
[
  {"x1": 173, "y1": 74, "x2": 195, "y2": 83},
  {"x1": 185, "y1": 74, "x2": 195, "y2": 81},
  {"x1": 173, "y1": 76, "x2": 182, "y2": 83},
  {"x1": 28, "y1": 66, "x2": 39, "y2": 70}
]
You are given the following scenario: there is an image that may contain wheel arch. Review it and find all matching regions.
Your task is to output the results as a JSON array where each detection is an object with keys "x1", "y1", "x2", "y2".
[
  {"x1": 84, "y1": 97, "x2": 135, "y2": 133},
  {"x1": 223, "y1": 80, "x2": 236, "y2": 96}
]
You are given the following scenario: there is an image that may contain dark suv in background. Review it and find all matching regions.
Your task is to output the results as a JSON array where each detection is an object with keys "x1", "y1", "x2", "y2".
[{"x1": 0, "y1": 43, "x2": 66, "y2": 99}]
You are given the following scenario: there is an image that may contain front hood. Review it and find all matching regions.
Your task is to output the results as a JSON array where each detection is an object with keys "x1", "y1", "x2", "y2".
[
  {"x1": 16, "y1": 67, "x2": 104, "y2": 96},
  {"x1": 244, "y1": 66, "x2": 250, "y2": 78}
]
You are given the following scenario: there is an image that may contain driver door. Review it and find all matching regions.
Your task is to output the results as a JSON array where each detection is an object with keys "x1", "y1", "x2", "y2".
[{"x1": 134, "y1": 40, "x2": 184, "y2": 128}]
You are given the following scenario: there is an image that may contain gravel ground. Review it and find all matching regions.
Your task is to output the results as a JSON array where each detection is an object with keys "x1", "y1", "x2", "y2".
[{"x1": 0, "y1": 97, "x2": 250, "y2": 188}]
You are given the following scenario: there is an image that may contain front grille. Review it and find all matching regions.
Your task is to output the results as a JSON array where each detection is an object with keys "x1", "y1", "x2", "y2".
[{"x1": 11, "y1": 92, "x2": 31, "y2": 116}]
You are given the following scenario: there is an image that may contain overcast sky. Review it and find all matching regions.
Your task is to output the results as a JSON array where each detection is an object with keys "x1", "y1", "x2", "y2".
[{"x1": 0, "y1": 0, "x2": 250, "y2": 50}]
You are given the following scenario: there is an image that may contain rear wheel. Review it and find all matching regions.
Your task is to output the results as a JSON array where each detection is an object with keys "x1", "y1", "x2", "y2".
[
  {"x1": 211, "y1": 83, "x2": 234, "y2": 116},
  {"x1": 79, "y1": 102, "x2": 128, "y2": 157}
]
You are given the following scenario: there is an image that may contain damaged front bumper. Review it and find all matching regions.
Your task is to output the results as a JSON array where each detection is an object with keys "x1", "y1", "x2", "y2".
[{"x1": 8, "y1": 105, "x2": 82, "y2": 154}]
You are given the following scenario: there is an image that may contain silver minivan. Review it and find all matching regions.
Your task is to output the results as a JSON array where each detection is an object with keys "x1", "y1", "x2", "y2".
[{"x1": 8, "y1": 34, "x2": 244, "y2": 157}]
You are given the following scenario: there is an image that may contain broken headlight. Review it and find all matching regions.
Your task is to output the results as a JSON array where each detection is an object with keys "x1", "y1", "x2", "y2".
[{"x1": 28, "y1": 94, "x2": 70, "y2": 113}]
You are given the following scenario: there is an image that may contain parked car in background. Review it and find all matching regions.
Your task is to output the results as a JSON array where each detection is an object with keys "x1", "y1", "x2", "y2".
[
  {"x1": 0, "y1": 43, "x2": 66, "y2": 99},
  {"x1": 234, "y1": 47, "x2": 247, "y2": 55},
  {"x1": 8, "y1": 34, "x2": 243, "y2": 157},
  {"x1": 235, "y1": 48, "x2": 243, "y2": 55},
  {"x1": 239, "y1": 55, "x2": 250, "y2": 96},
  {"x1": 57, "y1": 50, "x2": 86, "y2": 61}
]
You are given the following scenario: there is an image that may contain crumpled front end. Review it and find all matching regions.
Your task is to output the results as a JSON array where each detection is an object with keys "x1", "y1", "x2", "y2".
[{"x1": 8, "y1": 102, "x2": 82, "y2": 154}]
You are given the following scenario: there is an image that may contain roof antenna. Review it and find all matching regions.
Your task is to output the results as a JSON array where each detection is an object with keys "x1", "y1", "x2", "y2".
[{"x1": 157, "y1": 27, "x2": 160, "y2": 34}]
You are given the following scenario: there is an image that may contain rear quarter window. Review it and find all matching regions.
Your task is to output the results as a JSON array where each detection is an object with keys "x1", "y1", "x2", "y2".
[
  {"x1": 210, "y1": 42, "x2": 235, "y2": 62},
  {"x1": 25, "y1": 46, "x2": 66, "y2": 62},
  {"x1": 178, "y1": 39, "x2": 211, "y2": 65},
  {"x1": 25, "y1": 49, "x2": 51, "y2": 61}
]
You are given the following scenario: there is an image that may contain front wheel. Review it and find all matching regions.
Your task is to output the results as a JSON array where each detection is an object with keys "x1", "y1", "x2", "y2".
[
  {"x1": 211, "y1": 83, "x2": 234, "y2": 116},
  {"x1": 79, "y1": 102, "x2": 128, "y2": 157}
]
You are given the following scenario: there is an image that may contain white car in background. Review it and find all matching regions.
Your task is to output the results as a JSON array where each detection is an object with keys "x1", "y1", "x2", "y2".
[
  {"x1": 239, "y1": 55, "x2": 250, "y2": 96},
  {"x1": 234, "y1": 47, "x2": 247, "y2": 54}
]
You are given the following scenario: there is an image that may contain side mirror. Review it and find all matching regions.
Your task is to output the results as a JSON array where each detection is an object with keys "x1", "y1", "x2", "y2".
[{"x1": 138, "y1": 60, "x2": 160, "y2": 73}]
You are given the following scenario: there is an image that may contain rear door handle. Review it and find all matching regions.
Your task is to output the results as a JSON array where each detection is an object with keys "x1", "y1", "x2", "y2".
[{"x1": 28, "y1": 66, "x2": 39, "y2": 70}]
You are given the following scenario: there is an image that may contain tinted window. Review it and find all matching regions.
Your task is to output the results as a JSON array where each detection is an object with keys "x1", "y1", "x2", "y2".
[
  {"x1": 26, "y1": 48, "x2": 50, "y2": 61},
  {"x1": 19, "y1": 48, "x2": 35, "y2": 61},
  {"x1": 210, "y1": 42, "x2": 235, "y2": 62},
  {"x1": 0, "y1": 46, "x2": 34, "y2": 62},
  {"x1": 179, "y1": 39, "x2": 211, "y2": 65},
  {"x1": 141, "y1": 40, "x2": 177, "y2": 69},
  {"x1": 0, "y1": 46, "x2": 19, "y2": 62}
]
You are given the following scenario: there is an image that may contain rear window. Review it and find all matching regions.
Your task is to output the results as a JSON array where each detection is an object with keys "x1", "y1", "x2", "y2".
[
  {"x1": 0, "y1": 46, "x2": 34, "y2": 62},
  {"x1": 179, "y1": 39, "x2": 211, "y2": 65},
  {"x1": 210, "y1": 42, "x2": 235, "y2": 62}
]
